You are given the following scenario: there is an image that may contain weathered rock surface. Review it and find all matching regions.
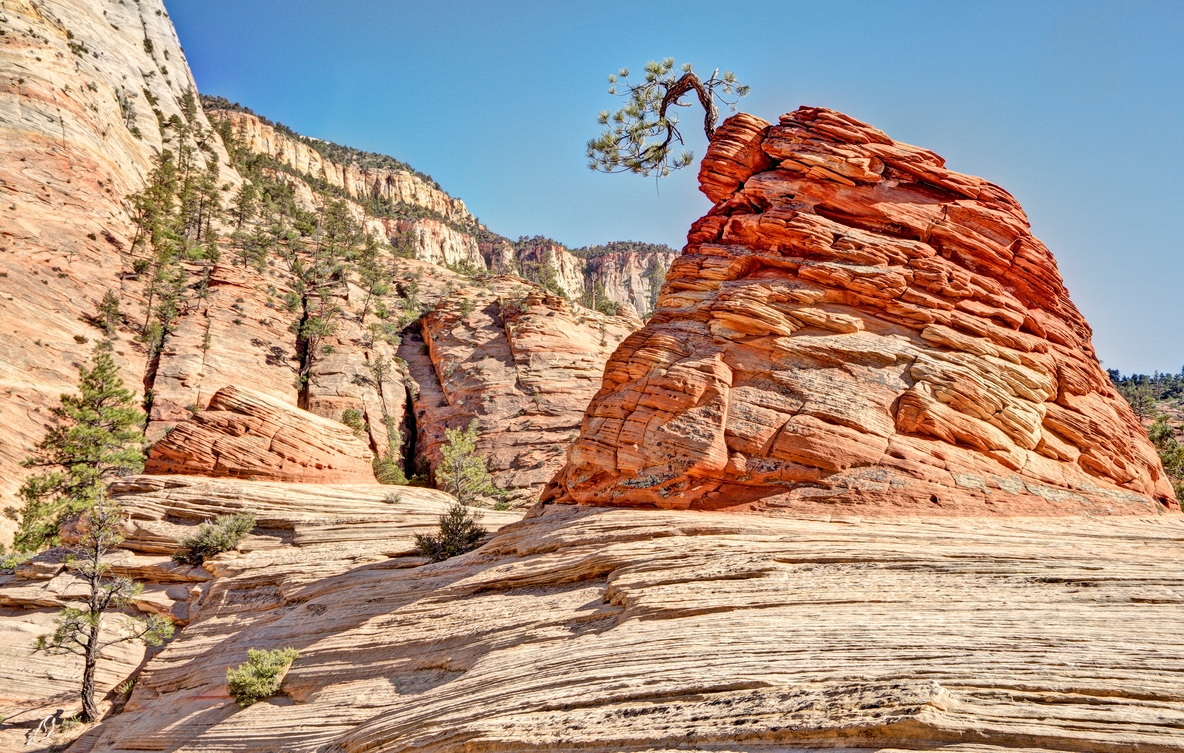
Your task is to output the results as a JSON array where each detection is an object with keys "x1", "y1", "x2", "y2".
[
  {"x1": 0, "y1": 476, "x2": 521, "y2": 750},
  {"x1": 481, "y1": 237, "x2": 678, "y2": 319},
  {"x1": 545, "y1": 108, "x2": 1177, "y2": 515},
  {"x1": 58, "y1": 495, "x2": 1184, "y2": 752},
  {"x1": 210, "y1": 109, "x2": 485, "y2": 271},
  {"x1": 210, "y1": 110, "x2": 472, "y2": 224},
  {"x1": 401, "y1": 278, "x2": 637, "y2": 504},
  {"x1": 145, "y1": 385, "x2": 377, "y2": 483},
  {"x1": 0, "y1": 0, "x2": 229, "y2": 541}
]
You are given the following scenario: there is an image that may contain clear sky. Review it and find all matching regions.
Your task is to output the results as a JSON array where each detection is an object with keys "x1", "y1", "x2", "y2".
[{"x1": 165, "y1": 0, "x2": 1184, "y2": 375}]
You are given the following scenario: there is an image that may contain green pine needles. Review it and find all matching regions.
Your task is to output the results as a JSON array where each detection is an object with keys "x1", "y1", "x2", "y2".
[
  {"x1": 414, "y1": 503, "x2": 487, "y2": 562},
  {"x1": 172, "y1": 513, "x2": 257, "y2": 565},
  {"x1": 436, "y1": 420, "x2": 495, "y2": 506},
  {"x1": 34, "y1": 499, "x2": 174, "y2": 721},
  {"x1": 11, "y1": 342, "x2": 146, "y2": 551},
  {"x1": 226, "y1": 647, "x2": 299, "y2": 707},
  {"x1": 587, "y1": 58, "x2": 749, "y2": 179}
]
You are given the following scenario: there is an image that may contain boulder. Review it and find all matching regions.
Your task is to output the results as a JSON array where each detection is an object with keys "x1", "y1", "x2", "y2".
[
  {"x1": 544, "y1": 107, "x2": 1177, "y2": 515},
  {"x1": 145, "y1": 385, "x2": 376, "y2": 483}
]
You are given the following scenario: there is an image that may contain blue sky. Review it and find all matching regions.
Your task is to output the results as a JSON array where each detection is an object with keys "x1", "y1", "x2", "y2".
[{"x1": 165, "y1": 0, "x2": 1184, "y2": 374}]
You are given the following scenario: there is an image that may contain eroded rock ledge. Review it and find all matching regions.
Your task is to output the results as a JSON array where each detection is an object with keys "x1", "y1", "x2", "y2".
[
  {"x1": 545, "y1": 107, "x2": 1176, "y2": 515},
  {"x1": 145, "y1": 386, "x2": 376, "y2": 483}
]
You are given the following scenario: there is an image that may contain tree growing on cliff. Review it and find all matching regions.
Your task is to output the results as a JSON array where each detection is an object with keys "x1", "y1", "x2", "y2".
[
  {"x1": 436, "y1": 420, "x2": 495, "y2": 506},
  {"x1": 35, "y1": 498, "x2": 173, "y2": 722},
  {"x1": 354, "y1": 232, "x2": 391, "y2": 325},
  {"x1": 9, "y1": 342, "x2": 145, "y2": 551},
  {"x1": 587, "y1": 59, "x2": 749, "y2": 178}
]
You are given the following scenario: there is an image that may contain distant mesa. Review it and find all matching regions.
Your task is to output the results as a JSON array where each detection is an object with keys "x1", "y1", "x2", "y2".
[
  {"x1": 145, "y1": 385, "x2": 376, "y2": 484},
  {"x1": 544, "y1": 107, "x2": 1178, "y2": 516}
]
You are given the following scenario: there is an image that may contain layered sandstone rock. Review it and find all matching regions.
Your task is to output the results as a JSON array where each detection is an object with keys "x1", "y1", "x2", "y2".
[
  {"x1": 480, "y1": 237, "x2": 678, "y2": 319},
  {"x1": 400, "y1": 278, "x2": 637, "y2": 504},
  {"x1": 211, "y1": 109, "x2": 485, "y2": 270},
  {"x1": 59, "y1": 494, "x2": 1184, "y2": 752},
  {"x1": 210, "y1": 110, "x2": 472, "y2": 224},
  {"x1": 0, "y1": 0, "x2": 230, "y2": 541},
  {"x1": 545, "y1": 108, "x2": 1176, "y2": 515},
  {"x1": 0, "y1": 476, "x2": 522, "y2": 750},
  {"x1": 145, "y1": 385, "x2": 376, "y2": 483}
]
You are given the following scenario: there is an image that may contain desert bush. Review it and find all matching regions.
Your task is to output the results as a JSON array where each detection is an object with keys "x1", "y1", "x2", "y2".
[
  {"x1": 226, "y1": 647, "x2": 299, "y2": 707},
  {"x1": 172, "y1": 513, "x2": 256, "y2": 565},
  {"x1": 414, "y1": 503, "x2": 486, "y2": 562}
]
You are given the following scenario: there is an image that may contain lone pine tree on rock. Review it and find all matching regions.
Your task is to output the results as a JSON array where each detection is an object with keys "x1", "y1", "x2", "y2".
[
  {"x1": 35, "y1": 499, "x2": 174, "y2": 722},
  {"x1": 587, "y1": 58, "x2": 749, "y2": 178},
  {"x1": 12, "y1": 341, "x2": 146, "y2": 551}
]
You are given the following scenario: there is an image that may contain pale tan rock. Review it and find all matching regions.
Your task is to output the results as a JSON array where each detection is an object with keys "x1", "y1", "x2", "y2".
[
  {"x1": 56, "y1": 490, "x2": 1184, "y2": 753},
  {"x1": 545, "y1": 108, "x2": 1178, "y2": 515},
  {"x1": 145, "y1": 385, "x2": 377, "y2": 483},
  {"x1": 0, "y1": 0, "x2": 234, "y2": 544},
  {"x1": 0, "y1": 476, "x2": 522, "y2": 750}
]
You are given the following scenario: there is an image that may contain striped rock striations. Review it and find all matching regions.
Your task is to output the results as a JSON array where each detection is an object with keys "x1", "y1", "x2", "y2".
[
  {"x1": 145, "y1": 385, "x2": 376, "y2": 483},
  {"x1": 545, "y1": 108, "x2": 1177, "y2": 515}
]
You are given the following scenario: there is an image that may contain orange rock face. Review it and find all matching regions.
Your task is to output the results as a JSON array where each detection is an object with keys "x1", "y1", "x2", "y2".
[
  {"x1": 145, "y1": 385, "x2": 375, "y2": 483},
  {"x1": 544, "y1": 108, "x2": 1177, "y2": 516}
]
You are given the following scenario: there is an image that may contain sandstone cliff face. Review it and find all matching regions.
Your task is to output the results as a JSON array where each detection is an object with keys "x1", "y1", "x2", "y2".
[
  {"x1": 212, "y1": 109, "x2": 485, "y2": 271},
  {"x1": 545, "y1": 108, "x2": 1177, "y2": 515},
  {"x1": 0, "y1": 0, "x2": 231, "y2": 540},
  {"x1": 585, "y1": 249, "x2": 672, "y2": 319},
  {"x1": 211, "y1": 110, "x2": 472, "y2": 224},
  {"x1": 479, "y1": 237, "x2": 677, "y2": 319},
  {"x1": 27, "y1": 481, "x2": 1182, "y2": 752},
  {"x1": 400, "y1": 278, "x2": 637, "y2": 505}
]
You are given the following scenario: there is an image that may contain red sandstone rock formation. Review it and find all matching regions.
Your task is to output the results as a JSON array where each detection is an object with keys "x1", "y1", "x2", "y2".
[
  {"x1": 544, "y1": 108, "x2": 1177, "y2": 516},
  {"x1": 399, "y1": 279, "x2": 637, "y2": 505},
  {"x1": 145, "y1": 385, "x2": 376, "y2": 483}
]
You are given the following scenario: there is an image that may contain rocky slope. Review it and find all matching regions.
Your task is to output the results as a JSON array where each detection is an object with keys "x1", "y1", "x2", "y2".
[
  {"x1": 545, "y1": 108, "x2": 1177, "y2": 515},
  {"x1": 0, "y1": 0, "x2": 649, "y2": 539},
  {"x1": 207, "y1": 107, "x2": 485, "y2": 271},
  {"x1": 400, "y1": 279, "x2": 635, "y2": 504},
  {"x1": 0, "y1": 476, "x2": 523, "y2": 750},
  {"x1": 481, "y1": 236, "x2": 677, "y2": 320},
  {"x1": 8, "y1": 480, "x2": 1178, "y2": 751},
  {"x1": 145, "y1": 385, "x2": 377, "y2": 483},
  {"x1": 0, "y1": 0, "x2": 234, "y2": 540}
]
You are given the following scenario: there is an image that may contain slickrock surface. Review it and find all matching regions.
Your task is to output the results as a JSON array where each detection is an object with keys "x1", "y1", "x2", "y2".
[
  {"x1": 0, "y1": 0, "x2": 226, "y2": 540},
  {"x1": 67, "y1": 502, "x2": 1184, "y2": 752},
  {"x1": 0, "y1": 476, "x2": 520, "y2": 750},
  {"x1": 401, "y1": 279, "x2": 637, "y2": 504},
  {"x1": 545, "y1": 108, "x2": 1176, "y2": 515},
  {"x1": 145, "y1": 386, "x2": 376, "y2": 483}
]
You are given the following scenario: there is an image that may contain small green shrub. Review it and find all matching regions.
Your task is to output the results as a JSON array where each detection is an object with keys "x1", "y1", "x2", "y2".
[
  {"x1": 414, "y1": 503, "x2": 486, "y2": 562},
  {"x1": 0, "y1": 549, "x2": 33, "y2": 572},
  {"x1": 172, "y1": 513, "x2": 256, "y2": 565},
  {"x1": 226, "y1": 647, "x2": 299, "y2": 707},
  {"x1": 373, "y1": 454, "x2": 407, "y2": 485},
  {"x1": 340, "y1": 408, "x2": 366, "y2": 438}
]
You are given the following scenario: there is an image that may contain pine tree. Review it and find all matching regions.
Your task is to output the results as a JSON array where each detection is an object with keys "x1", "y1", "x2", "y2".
[
  {"x1": 354, "y1": 232, "x2": 390, "y2": 325},
  {"x1": 35, "y1": 498, "x2": 173, "y2": 722},
  {"x1": 587, "y1": 59, "x2": 749, "y2": 178},
  {"x1": 436, "y1": 420, "x2": 494, "y2": 505},
  {"x1": 12, "y1": 342, "x2": 145, "y2": 550},
  {"x1": 97, "y1": 290, "x2": 121, "y2": 336}
]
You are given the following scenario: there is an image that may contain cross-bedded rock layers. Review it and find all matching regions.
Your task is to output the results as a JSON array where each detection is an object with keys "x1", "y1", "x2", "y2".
[{"x1": 545, "y1": 108, "x2": 1177, "y2": 515}]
